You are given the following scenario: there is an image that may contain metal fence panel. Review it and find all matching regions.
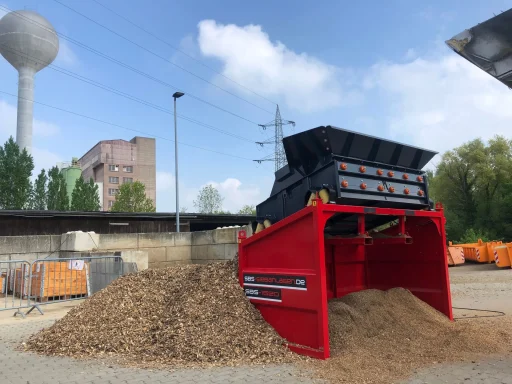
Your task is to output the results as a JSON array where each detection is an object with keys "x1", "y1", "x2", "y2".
[
  {"x1": 0, "y1": 256, "x2": 137, "y2": 317},
  {"x1": 0, "y1": 260, "x2": 32, "y2": 317},
  {"x1": 88, "y1": 256, "x2": 137, "y2": 295}
]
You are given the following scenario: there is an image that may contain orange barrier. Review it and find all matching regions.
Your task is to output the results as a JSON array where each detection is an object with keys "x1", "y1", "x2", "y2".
[
  {"x1": 492, "y1": 243, "x2": 512, "y2": 268},
  {"x1": 456, "y1": 239, "x2": 491, "y2": 263},
  {"x1": 486, "y1": 241, "x2": 503, "y2": 263},
  {"x1": 447, "y1": 246, "x2": 465, "y2": 266}
]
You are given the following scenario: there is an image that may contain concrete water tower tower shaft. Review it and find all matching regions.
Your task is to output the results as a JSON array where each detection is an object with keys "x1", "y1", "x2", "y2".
[{"x1": 0, "y1": 10, "x2": 59, "y2": 154}]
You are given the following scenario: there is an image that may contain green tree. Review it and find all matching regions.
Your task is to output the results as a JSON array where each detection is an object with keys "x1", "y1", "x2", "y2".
[
  {"x1": 0, "y1": 137, "x2": 34, "y2": 209},
  {"x1": 47, "y1": 166, "x2": 69, "y2": 211},
  {"x1": 71, "y1": 175, "x2": 86, "y2": 211},
  {"x1": 58, "y1": 176, "x2": 69, "y2": 211},
  {"x1": 238, "y1": 205, "x2": 256, "y2": 215},
  {"x1": 31, "y1": 169, "x2": 48, "y2": 210},
  {"x1": 456, "y1": 228, "x2": 491, "y2": 244},
  {"x1": 84, "y1": 178, "x2": 101, "y2": 211},
  {"x1": 110, "y1": 181, "x2": 155, "y2": 212},
  {"x1": 72, "y1": 176, "x2": 100, "y2": 211},
  {"x1": 193, "y1": 184, "x2": 223, "y2": 213},
  {"x1": 434, "y1": 136, "x2": 512, "y2": 242}
]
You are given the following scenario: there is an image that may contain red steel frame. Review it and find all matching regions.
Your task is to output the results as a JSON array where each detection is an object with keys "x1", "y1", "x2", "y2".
[{"x1": 238, "y1": 199, "x2": 452, "y2": 359}]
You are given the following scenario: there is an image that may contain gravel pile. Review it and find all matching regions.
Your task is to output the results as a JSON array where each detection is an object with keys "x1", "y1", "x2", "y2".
[
  {"x1": 25, "y1": 260, "x2": 294, "y2": 368},
  {"x1": 305, "y1": 288, "x2": 512, "y2": 384}
]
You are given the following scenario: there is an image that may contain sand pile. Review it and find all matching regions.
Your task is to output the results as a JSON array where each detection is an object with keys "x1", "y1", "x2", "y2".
[
  {"x1": 305, "y1": 288, "x2": 512, "y2": 384},
  {"x1": 25, "y1": 260, "x2": 293, "y2": 367}
]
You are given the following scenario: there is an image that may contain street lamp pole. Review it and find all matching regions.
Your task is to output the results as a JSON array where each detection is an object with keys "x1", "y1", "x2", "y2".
[{"x1": 172, "y1": 92, "x2": 184, "y2": 232}]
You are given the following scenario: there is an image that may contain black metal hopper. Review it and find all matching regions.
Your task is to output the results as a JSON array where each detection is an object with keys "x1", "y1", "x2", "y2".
[{"x1": 257, "y1": 126, "x2": 438, "y2": 233}]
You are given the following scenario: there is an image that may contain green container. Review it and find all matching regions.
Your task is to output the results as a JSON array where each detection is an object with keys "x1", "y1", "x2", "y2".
[{"x1": 61, "y1": 157, "x2": 82, "y2": 201}]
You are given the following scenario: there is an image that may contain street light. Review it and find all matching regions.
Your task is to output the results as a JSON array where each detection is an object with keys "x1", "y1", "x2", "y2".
[{"x1": 173, "y1": 91, "x2": 184, "y2": 232}]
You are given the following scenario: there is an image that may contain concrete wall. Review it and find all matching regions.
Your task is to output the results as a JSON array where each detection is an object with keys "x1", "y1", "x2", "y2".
[
  {"x1": 0, "y1": 235, "x2": 61, "y2": 261},
  {"x1": 0, "y1": 225, "x2": 251, "y2": 268}
]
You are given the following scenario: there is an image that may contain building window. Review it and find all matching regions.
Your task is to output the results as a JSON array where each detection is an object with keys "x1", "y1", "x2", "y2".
[
  {"x1": 109, "y1": 176, "x2": 119, "y2": 184},
  {"x1": 123, "y1": 166, "x2": 133, "y2": 173},
  {"x1": 108, "y1": 188, "x2": 119, "y2": 196},
  {"x1": 108, "y1": 200, "x2": 114, "y2": 208},
  {"x1": 108, "y1": 164, "x2": 119, "y2": 172},
  {"x1": 123, "y1": 177, "x2": 133, "y2": 183}
]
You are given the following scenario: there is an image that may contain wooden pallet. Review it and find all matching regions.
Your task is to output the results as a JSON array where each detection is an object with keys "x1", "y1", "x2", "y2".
[
  {"x1": 33, "y1": 293, "x2": 87, "y2": 303},
  {"x1": 30, "y1": 261, "x2": 89, "y2": 300}
]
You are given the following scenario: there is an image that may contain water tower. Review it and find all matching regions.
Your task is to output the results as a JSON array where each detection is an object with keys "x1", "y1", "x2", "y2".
[{"x1": 0, "y1": 10, "x2": 59, "y2": 154}]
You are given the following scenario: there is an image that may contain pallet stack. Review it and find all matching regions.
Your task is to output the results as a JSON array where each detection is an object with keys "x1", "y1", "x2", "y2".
[{"x1": 30, "y1": 261, "x2": 89, "y2": 302}]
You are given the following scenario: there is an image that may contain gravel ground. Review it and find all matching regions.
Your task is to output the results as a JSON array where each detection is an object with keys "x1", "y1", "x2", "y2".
[{"x1": 2, "y1": 261, "x2": 511, "y2": 384}]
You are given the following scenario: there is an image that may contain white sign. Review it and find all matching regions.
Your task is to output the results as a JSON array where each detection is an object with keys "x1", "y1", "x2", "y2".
[{"x1": 69, "y1": 260, "x2": 85, "y2": 271}]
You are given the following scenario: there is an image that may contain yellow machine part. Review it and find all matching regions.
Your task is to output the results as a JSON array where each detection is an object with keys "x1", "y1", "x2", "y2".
[
  {"x1": 493, "y1": 243, "x2": 512, "y2": 268},
  {"x1": 447, "y1": 246, "x2": 465, "y2": 266},
  {"x1": 255, "y1": 222, "x2": 265, "y2": 234},
  {"x1": 306, "y1": 189, "x2": 330, "y2": 207}
]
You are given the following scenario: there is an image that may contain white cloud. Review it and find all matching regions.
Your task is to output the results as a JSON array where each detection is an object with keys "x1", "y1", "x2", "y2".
[
  {"x1": 0, "y1": 100, "x2": 60, "y2": 137},
  {"x1": 197, "y1": 19, "x2": 360, "y2": 112},
  {"x1": 207, "y1": 178, "x2": 263, "y2": 213},
  {"x1": 156, "y1": 171, "x2": 174, "y2": 192},
  {"x1": 404, "y1": 48, "x2": 417, "y2": 61},
  {"x1": 31, "y1": 147, "x2": 62, "y2": 177},
  {"x1": 156, "y1": 171, "x2": 267, "y2": 213},
  {"x1": 364, "y1": 54, "x2": 512, "y2": 156},
  {"x1": 54, "y1": 40, "x2": 78, "y2": 67}
]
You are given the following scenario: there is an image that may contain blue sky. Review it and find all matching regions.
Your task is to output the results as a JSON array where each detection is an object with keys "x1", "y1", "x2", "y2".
[{"x1": 1, "y1": 0, "x2": 512, "y2": 212}]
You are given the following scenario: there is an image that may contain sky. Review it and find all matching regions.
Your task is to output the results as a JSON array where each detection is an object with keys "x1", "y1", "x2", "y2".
[{"x1": 1, "y1": 0, "x2": 512, "y2": 213}]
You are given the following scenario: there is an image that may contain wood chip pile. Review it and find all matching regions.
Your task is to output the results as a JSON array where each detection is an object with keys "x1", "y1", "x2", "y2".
[
  {"x1": 304, "y1": 288, "x2": 512, "y2": 384},
  {"x1": 25, "y1": 260, "x2": 294, "y2": 367}
]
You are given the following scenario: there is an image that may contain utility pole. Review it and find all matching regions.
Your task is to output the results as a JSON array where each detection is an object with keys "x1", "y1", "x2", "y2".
[
  {"x1": 173, "y1": 92, "x2": 184, "y2": 232},
  {"x1": 255, "y1": 105, "x2": 295, "y2": 171}
]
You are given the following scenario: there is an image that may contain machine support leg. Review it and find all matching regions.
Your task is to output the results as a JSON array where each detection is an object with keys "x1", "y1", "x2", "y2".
[
  {"x1": 357, "y1": 214, "x2": 365, "y2": 235},
  {"x1": 398, "y1": 216, "x2": 405, "y2": 235}
]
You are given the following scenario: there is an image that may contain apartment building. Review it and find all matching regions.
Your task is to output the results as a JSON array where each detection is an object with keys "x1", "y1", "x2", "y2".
[{"x1": 79, "y1": 137, "x2": 156, "y2": 211}]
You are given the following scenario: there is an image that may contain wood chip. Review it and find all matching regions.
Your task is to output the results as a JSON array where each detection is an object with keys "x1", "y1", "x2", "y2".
[
  {"x1": 302, "y1": 288, "x2": 512, "y2": 384},
  {"x1": 25, "y1": 259, "x2": 296, "y2": 368}
]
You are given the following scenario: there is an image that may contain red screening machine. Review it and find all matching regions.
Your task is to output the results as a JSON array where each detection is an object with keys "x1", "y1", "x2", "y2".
[{"x1": 238, "y1": 126, "x2": 452, "y2": 359}]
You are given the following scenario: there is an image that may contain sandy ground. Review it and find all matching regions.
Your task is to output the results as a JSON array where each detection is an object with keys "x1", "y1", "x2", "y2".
[{"x1": 449, "y1": 263, "x2": 512, "y2": 316}]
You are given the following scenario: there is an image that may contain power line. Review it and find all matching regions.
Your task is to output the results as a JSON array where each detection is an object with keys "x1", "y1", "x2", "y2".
[
  {"x1": 0, "y1": 43, "x2": 256, "y2": 143},
  {"x1": 53, "y1": 0, "x2": 275, "y2": 115},
  {"x1": 0, "y1": 90, "x2": 256, "y2": 162},
  {"x1": 0, "y1": 5, "x2": 263, "y2": 125},
  {"x1": 91, "y1": 0, "x2": 277, "y2": 106}
]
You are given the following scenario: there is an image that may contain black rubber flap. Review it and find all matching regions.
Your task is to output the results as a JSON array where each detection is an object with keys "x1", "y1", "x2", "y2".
[
  {"x1": 283, "y1": 126, "x2": 437, "y2": 174},
  {"x1": 445, "y1": 9, "x2": 512, "y2": 88}
]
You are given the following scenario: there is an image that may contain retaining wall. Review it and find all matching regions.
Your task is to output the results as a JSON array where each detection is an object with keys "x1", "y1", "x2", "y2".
[{"x1": 0, "y1": 225, "x2": 251, "y2": 269}]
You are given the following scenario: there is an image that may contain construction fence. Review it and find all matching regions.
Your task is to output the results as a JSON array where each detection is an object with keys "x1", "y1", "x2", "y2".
[{"x1": 0, "y1": 256, "x2": 137, "y2": 318}]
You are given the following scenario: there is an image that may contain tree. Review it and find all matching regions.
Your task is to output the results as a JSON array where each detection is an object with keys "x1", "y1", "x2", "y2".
[
  {"x1": 71, "y1": 175, "x2": 86, "y2": 211},
  {"x1": 433, "y1": 136, "x2": 512, "y2": 242},
  {"x1": 31, "y1": 169, "x2": 48, "y2": 210},
  {"x1": 193, "y1": 184, "x2": 223, "y2": 213},
  {"x1": 47, "y1": 166, "x2": 69, "y2": 211},
  {"x1": 71, "y1": 176, "x2": 100, "y2": 211},
  {"x1": 110, "y1": 181, "x2": 155, "y2": 212},
  {"x1": 85, "y1": 177, "x2": 101, "y2": 211},
  {"x1": 238, "y1": 205, "x2": 256, "y2": 215},
  {"x1": 0, "y1": 137, "x2": 34, "y2": 209},
  {"x1": 58, "y1": 176, "x2": 69, "y2": 211}
]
